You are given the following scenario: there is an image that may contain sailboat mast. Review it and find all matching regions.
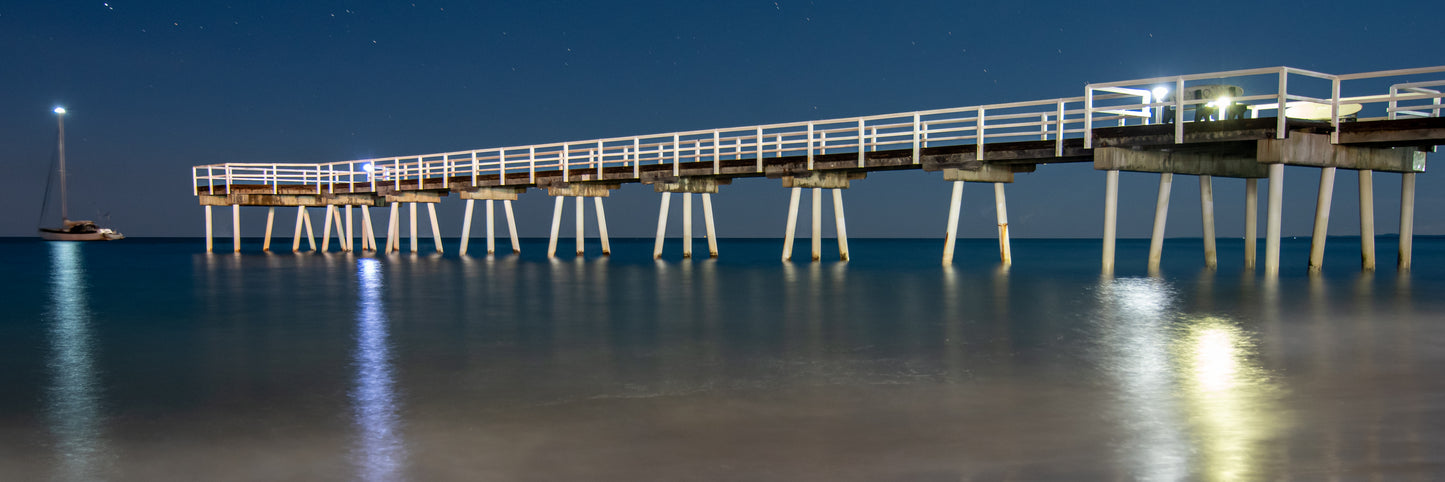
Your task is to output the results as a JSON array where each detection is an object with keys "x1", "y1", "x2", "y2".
[{"x1": 56, "y1": 108, "x2": 67, "y2": 221}]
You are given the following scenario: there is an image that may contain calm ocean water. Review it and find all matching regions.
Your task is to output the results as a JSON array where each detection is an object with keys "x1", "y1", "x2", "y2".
[{"x1": 1, "y1": 236, "x2": 1443, "y2": 480}]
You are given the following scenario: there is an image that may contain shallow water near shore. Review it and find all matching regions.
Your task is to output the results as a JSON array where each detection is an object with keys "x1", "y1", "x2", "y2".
[{"x1": 1, "y1": 236, "x2": 1443, "y2": 480}]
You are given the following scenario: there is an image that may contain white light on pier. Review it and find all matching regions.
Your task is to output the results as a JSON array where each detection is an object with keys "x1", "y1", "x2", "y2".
[
  {"x1": 1151, "y1": 87, "x2": 1169, "y2": 102},
  {"x1": 54, "y1": 107, "x2": 67, "y2": 114}
]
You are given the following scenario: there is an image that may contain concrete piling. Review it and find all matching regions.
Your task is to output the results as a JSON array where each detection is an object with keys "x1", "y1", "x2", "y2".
[
  {"x1": 1359, "y1": 170, "x2": 1375, "y2": 271},
  {"x1": 1265, "y1": 164, "x2": 1284, "y2": 277},
  {"x1": 1308, "y1": 167, "x2": 1336, "y2": 273},
  {"x1": 1147, "y1": 173, "x2": 1173, "y2": 273}
]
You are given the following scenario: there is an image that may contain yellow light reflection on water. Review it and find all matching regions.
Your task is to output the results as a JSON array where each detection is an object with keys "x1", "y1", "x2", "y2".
[{"x1": 1172, "y1": 316, "x2": 1281, "y2": 481}]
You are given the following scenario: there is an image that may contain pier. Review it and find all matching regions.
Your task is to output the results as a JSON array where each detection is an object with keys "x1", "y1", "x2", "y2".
[{"x1": 192, "y1": 65, "x2": 1443, "y2": 274}]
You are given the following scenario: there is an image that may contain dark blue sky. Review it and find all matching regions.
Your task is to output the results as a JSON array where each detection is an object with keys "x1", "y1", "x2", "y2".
[{"x1": 3, "y1": 1, "x2": 1441, "y2": 238}]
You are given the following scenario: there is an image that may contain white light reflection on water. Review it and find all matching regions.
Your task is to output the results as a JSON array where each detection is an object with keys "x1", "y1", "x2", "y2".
[
  {"x1": 352, "y1": 258, "x2": 406, "y2": 481},
  {"x1": 1095, "y1": 276, "x2": 1190, "y2": 480},
  {"x1": 45, "y1": 242, "x2": 110, "y2": 479}
]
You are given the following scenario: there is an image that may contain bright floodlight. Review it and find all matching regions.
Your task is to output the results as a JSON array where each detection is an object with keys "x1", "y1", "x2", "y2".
[
  {"x1": 1151, "y1": 87, "x2": 1169, "y2": 102},
  {"x1": 360, "y1": 162, "x2": 374, "y2": 172},
  {"x1": 1216, "y1": 96, "x2": 1232, "y2": 107},
  {"x1": 53, "y1": 107, "x2": 66, "y2": 114}
]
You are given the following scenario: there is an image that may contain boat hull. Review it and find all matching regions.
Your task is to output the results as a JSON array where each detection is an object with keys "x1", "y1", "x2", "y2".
[{"x1": 38, "y1": 229, "x2": 124, "y2": 241}]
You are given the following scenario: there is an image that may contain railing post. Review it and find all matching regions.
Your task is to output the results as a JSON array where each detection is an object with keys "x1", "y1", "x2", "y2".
[
  {"x1": 672, "y1": 133, "x2": 680, "y2": 176},
  {"x1": 976, "y1": 107, "x2": 986, "y2": 161},
  {"x1": 562, "y1": 144, "x2": 570, "y2": 182},
  {"x1": 756, "y1": 127, "x2": 764, "y2": 172},
  {"x1": 1084, "y1": 87, "x2": 1094, "y2": 148},
  {"x1": 713, "y1": 130, "x2": 721, "y2": 175},
  {"x1": 597, "y1": 140, "x2": 605, "y2": 177},
  {"x1": 1175, "y1": 77, "x2": 1185, "y2": 144},
  {"x1": 806, "y1": 122, "x2": 815, "y2": 170},
  {"x1": 207, "y1": 166, "x2": 214, "y2": 193},
  {"x1": 857, "y1": 118, "x2": 865, "y2": 168},
  {"x1": 272, "y1": 163, "x2": 278, "y2": 194},
  {"x1": 1276, "y1": 69, "x2": 1288, "y2": 139},
  {"x1": 225, "y1": 165, "x2": 233, "y2": 194},
  {"x1": 1056, "y1": 99, "x2": 1066, "y2": 157},
  {"x1": 633, "y1": 137, "x2": 641, "y2": 178},
  {"x1": 528, "y1": 147, "x2": 536, "y2": 184},
  {"x1": 1330, "y1": 77, "x2": 1341, "y2": 144},
  {"x1": 471, "y1": 151, "x2": 478, "y2": 187},
  {"x1": 911, "y1": 113, "x2": 921, "y2": 164}
]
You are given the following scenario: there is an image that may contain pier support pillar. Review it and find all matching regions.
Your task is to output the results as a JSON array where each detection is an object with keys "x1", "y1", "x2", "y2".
[
  {"x1": 386, "y1": 202, "x2": 398, "y2": 253},
  {"x1": 1308, "y1": 167, "x2": 1337, "y2": 274},
  {"x1": 1147, "y1": 173, "x2": 1173, "y2": 273},
  {"x1": 409, "y1": 202, "x2": 418, "y2": 253},
  {"x1": 486, "y1": 200, "x2": 496, "y2": 255},
  {"x1": 683, "y1": 193, "x2": 693, "y2": 258},
  {"x1": 292, "y1": 206, "x2": 305, "y2": 252},
  {"x1": 459, "y1": 199, "x2": 475, "y2": 256},
  {"x1": 263, "y1": 207, "x2": 275, "y2": 252},
  {"x1": 345, "y1": 206, "x2": 354, "y2": 252},
  {"x1": 332, "y1": 206, "x2": 346, "y2": 252},
  {"x1": 504, "y1": 200, "x2": 520, "y2": 254},
  {"x1": 232, "y1": 204, "x2": 241, "y2": 253},
  {"x1": 943, "y1": 181, "x2": 964, "y2": 265},
  {"x1": 701, "y1": 193, "x2": 717, "y2": 258},
  {"x1": 1359, "y1": 170, "x2": 1375, "y2": 271},
  {"x1": 323, "y1": 204, "x2": 336, "y2": 253},
  {"x1": 1266, "y1": 164, "x2": 1284, "y2": 277},
  {"x1": 832, "y1": 189, "x2": 849, "y2": 261},
  {"x1": 1245, "y1": 179, "x2": 1258, "y2": 270},
  {"x1": 1400, "y1": 173, "x2": 1415, "y2": 271},
  {"x1": 322, "y1": 205, "x2": 334, "y2": 253},
  {"x1": 811, "y1": 188, "x2": 822, "y2": 262},
  {"x1": 595, "y1": 197, "x2": 612, "y2": 256},
  {"x1": 654, "y1": 192, "x2": 672, "y2": 259},
  {"x1": 1102, "y1": 170, "x2": 1119, "y2": 273},
  {"x1": 1199, "y1": 175, "x2": 1217, "y2": 270},
  {"x1": 304, "y1": 208, "x2": 316, "y2": 251},
  {"x1": 427, "y1": 203, "x2": 443, "y2": 254},
  {"x1": 782, "y1": 188, "x2": 801, "y2": 261},
  {"x1": 576, "y1": 196, "x2": 585, "y2": 256},
  {"x1": 205, "y1": 205, "x2": 214, "y2": 252},
  {"x1": 547, "y1": 196, "x2": 564, "y2": 258},
  {"x1": 362, "y1": 207, "x2": 377, "y2": 252},
  {"x1": 994, "y1": 183, "x2": 1011, "y2": 266}
]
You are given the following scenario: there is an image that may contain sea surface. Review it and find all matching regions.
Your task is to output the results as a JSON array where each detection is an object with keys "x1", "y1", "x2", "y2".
[{"x1": 1, "y1": 236, "x2": 1443, "y2": 481}]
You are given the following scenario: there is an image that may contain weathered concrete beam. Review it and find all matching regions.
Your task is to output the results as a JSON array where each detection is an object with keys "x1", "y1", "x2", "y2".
[
  {"x1": 546, "y1": 182, "x2": 620, "y2": 197},
  {"x1": 942, "y1": 164, "x2": 1015, "y2": 183},
  {"x1": 781, "y1": 171, "x2": 864, "y2": 189},
  {"x1": 1258, "y1": 133, "x2": 1426, "y2": 173},
  {"x1": 1094, "y1": 147, "x2": 1269, "y2": 178},
  {"x1": 457, "y1": 186, "x2": 527, "y2": 200},
  {"x1": 198, "y1": 193, "x2": 386, "y2": 207},
  {"x1": 383, "y1": 191, "x2": 445, "y2": 203},
  {"x1": 653, "y1": 176, "x2": 732, "y2": 193}
]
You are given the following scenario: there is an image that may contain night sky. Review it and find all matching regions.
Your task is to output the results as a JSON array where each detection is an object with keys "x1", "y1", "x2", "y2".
[{"x1": 2, "y1": 1, "x2": 1441, "y2": 238}]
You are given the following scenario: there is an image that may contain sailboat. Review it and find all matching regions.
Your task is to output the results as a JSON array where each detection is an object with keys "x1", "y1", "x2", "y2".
[{"x1": 38, "y1": 107, "x2": 124, "y2": 241}]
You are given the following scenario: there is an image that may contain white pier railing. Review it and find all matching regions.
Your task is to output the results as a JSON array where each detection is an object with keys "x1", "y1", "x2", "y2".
[{"x1": 194, "y1": 65, "x2": 1445, "y2": 196}]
